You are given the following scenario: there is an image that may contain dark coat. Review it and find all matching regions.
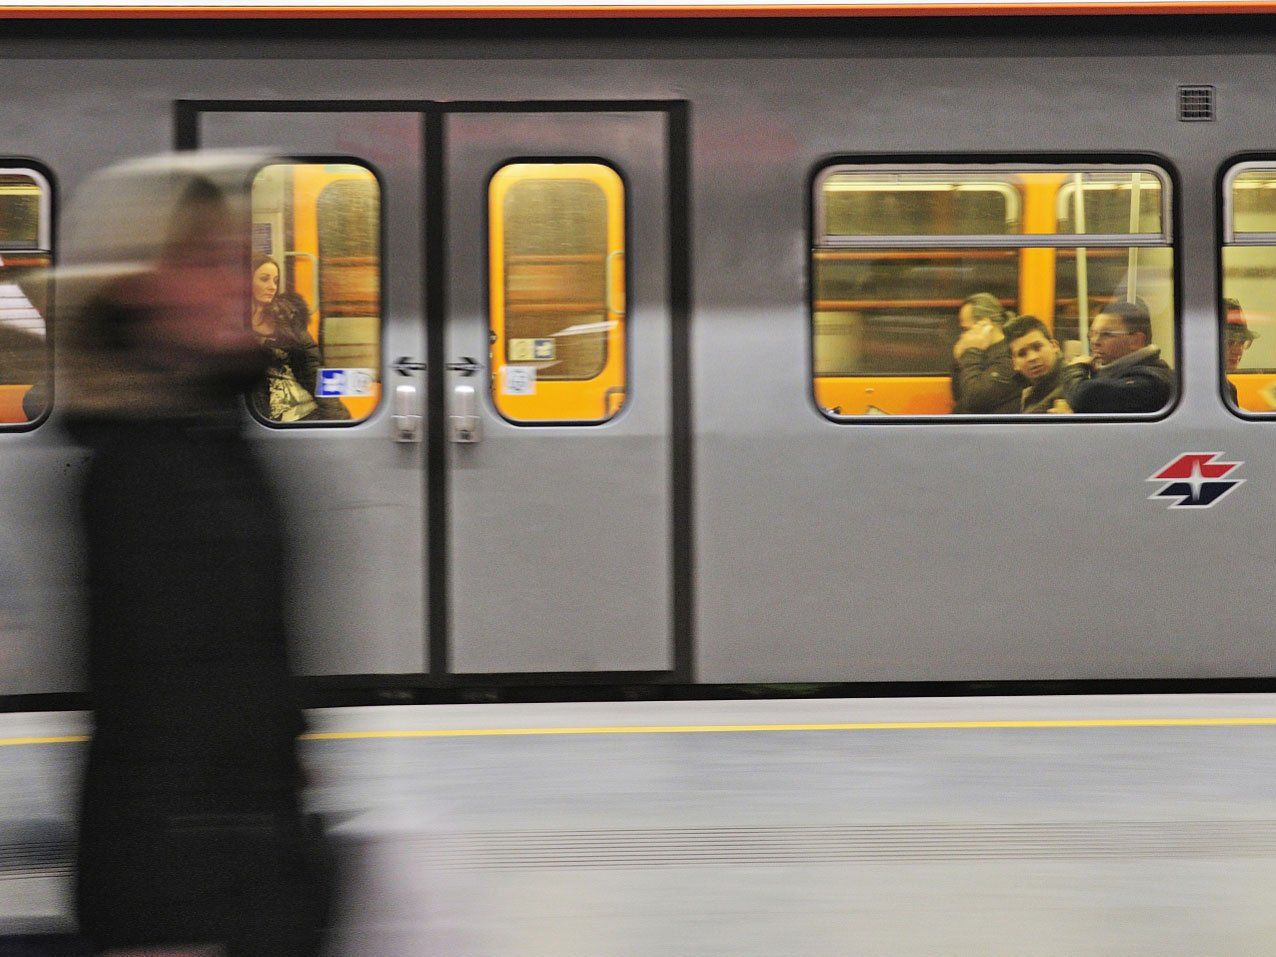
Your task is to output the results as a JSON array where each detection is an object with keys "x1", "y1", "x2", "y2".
[
  {"x1": 1020, "y1": 358, "x2": 1066, "y2": 414},
  {"x1": 251, "y1": 294, "x2": 351, "y2": 423},
  {"x1": 251, "y1": 336, "x2": 352, "y2": 423},
  {"x1": 70, "y1": 299, "x2": 326, "y2": 953},
  {"x1": 1062, "y1": 345, "x2": 1174, "y2": 414},
  {"x1": 951, "y1": 338, "x2": 1020, "y2": 414}
]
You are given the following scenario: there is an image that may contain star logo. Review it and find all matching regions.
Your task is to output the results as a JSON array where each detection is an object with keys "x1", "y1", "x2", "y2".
[{"x1": 1147, "y1": 453, "x2": 1244, "y2": 509}]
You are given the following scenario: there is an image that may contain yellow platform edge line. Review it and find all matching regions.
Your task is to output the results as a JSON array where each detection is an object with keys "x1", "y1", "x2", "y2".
[
  {"x1": 300, "y1": 716, "x2": 1276, "y2": 739},
  {"x1": 9, "y1": 716, "x2": 1276, "y2": 747},
  {"x1": 0, "y1": 735, "x2": 90, "y2": 746}
]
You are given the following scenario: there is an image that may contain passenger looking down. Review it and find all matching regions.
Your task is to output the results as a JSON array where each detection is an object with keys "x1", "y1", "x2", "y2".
[
  {"x1": 1223, "y1": 297, "x2": 1256, "y2": 406},
  {"x1": 249, "y1": 253, "x2": 350, "y2": 423},
  {"x1": 950, "y1": 292, "x2": 1020, "y2": 414},
  {"x1": 1003, "y1": 314, "x2": 1065, "y2": 413},
  {"x1": 1059, "y1": 298, "x2": 1174, "y2": 414}
]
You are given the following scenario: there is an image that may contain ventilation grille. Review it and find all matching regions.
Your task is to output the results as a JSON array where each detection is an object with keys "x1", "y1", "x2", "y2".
[{"x1": 1179, "y1": 85, "x2": 1216, "y2": 122}]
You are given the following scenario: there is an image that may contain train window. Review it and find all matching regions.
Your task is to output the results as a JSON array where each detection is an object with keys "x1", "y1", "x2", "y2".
[
  {"x1": 1229, "y1": 167, "x2": 1276, "y2": 235},
  {"x1": 489, "y1": 162, "x2": 626, "y2": 424},
  {"x1": 1055, "y1": 172, "x2": 1164, "y2": 236},
  {"x1": 250, "y1": 162, "x2": 381, "y2": 424},
  {"x1": 820, "y1": 172, "x2": 1022, "y2": 237},
  {"x1": 812, "y1": 164, "x2": 1176, "y2": 417},
  {"x1": 1222, "y1": 163, "x2": 1276, "y2": 413},
  {"x1": 0, "y1": 169, "x2": 51, "y2": 426}
]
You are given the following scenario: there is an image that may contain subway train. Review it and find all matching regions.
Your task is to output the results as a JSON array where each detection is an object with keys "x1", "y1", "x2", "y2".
[{"x1": 2, "y1": 4, "x2": 1276, "y2": 706}]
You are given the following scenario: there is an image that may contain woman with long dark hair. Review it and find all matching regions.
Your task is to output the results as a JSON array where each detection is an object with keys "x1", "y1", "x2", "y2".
[{"x1": 249, "y1": 252, "x2": 349, "y2": 423}]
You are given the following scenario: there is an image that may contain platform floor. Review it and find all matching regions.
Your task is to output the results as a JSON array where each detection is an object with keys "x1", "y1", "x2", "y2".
[{"x1": 5, "y1": 694, "x2": 1276, "y2": 955}]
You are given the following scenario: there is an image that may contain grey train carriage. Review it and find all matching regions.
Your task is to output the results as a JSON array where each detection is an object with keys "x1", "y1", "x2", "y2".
[{"x1": 0, "y1": 7, "x2": 1274, "y2": 705}]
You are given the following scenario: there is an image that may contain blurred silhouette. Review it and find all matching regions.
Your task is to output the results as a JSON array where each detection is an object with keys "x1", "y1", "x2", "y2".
[{"x1": 60, "y1": 154, "x2": 330, "y2": 956}]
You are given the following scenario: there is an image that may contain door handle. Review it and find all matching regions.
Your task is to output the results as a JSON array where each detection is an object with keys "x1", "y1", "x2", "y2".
[
  {"x1": 392, "y1": 383, "x2": 422, "y2": 443},
  {"x1": 449, "y1": 383, "x2": 481, "y2": 444}
]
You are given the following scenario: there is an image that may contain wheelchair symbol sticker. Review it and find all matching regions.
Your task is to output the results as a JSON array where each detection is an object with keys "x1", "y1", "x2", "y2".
[{"x1": 317, "y1": 368, "x2": 375, "y2": 397}]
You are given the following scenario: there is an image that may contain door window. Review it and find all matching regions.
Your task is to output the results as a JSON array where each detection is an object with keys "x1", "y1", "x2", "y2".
[
  {"x1": 489, "y1": 162, "x2": 626, "y2": 423},
  {"x1": 250, "y1": 162, "x2": 381, "y2": 424}
]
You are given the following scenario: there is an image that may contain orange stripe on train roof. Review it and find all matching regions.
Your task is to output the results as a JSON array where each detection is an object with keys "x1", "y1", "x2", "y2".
[{"x1": 4, "y1": 0, "x2": 1276, "y2": 17}]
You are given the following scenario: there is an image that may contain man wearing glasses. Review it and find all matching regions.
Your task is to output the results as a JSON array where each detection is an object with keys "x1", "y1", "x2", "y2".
[
  {"x1": 1058, "y1": 298, "x2": 1174, "y2": 414},
  {"x1": 1223, "y1": 298, "x2": 1257, "y2": 407}
]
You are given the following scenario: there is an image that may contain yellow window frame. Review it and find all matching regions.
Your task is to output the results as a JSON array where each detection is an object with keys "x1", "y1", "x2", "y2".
[
  {"x1": 253, "y1": 162, "x2": 383, "y2": 422},
  {"x1": 489, "y1": 162, "x2": 626, "y2": 423}
]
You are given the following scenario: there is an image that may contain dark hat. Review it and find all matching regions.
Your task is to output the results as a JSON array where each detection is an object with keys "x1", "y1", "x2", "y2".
[{"x1": 1225, "y1": 299, "x2": 1258, "y2": 343}]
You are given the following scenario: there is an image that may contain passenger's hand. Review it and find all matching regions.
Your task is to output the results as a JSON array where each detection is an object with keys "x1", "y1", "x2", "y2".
[
  {"x1": 1067, "y1": 354, "x2": 1095, "y2": 368},
  {"x1": 1049, "y1": 399, "x2": 1073, "y2": 414},
  {"x1": 953, "y1": 321, "x2": 997, "y2": 359},
  {"x1": 971, "y1": 320, "x2": 1000, "y2": 349}
]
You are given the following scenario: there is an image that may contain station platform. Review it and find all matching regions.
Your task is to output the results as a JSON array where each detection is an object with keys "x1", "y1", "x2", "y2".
[{"x1": 4, "y1": 694, "x2": 1276, "y2": 955}]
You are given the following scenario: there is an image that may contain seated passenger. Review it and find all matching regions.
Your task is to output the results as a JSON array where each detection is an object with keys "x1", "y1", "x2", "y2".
[
  {"x1": 951, "y1": 292, "x2": 1019, "y2": 414},
  {"x1": 248, "y1": 253, "x2": 350, "y2": 423},
  {"x1": 1003, "y1": 314, "x2": 1064, "y2": 413},
  {"x1": 1223, "y1": 297, "x2": 1257, "y2": 406},
  {"x1": 1060, "y1": 298, "x2": 1173, "y2": 414}
]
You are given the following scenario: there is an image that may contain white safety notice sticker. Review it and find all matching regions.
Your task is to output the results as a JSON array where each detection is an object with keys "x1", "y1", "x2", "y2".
[
  {"x1": 509, "y1": 337, "x2": 556, "y2": 362},
  {"x1": 316, "y1": 368, "x2": 376, "y2": 397},
  {"x1": 502, "y1": 365, "x2": 536, "y2": 395}
]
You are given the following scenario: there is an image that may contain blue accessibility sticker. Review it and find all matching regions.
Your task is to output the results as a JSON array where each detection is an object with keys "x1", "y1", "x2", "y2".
[{"x1": 317, "y1": 368, "x2": 375, "y2": 397}]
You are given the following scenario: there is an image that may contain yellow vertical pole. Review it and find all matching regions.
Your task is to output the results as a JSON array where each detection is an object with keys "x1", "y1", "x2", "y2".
[{"x1": 1017, "y1": 174, "x2": 1068, "y2": 331}]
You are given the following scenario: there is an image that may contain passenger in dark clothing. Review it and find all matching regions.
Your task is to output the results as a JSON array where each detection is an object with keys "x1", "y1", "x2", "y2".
[
  {"x1": 249, "y1": 255, "x2": 350, "y2": 423},
  {"x1": 1061, "y1": 299, "x2": 1173, "y2": 414},
  {"x1": 1004, "y1": 314, "x2": 1065, "y2": 413},
  {"x1": 950, "y1": 292, "x2": 1020, "y2": 414},
  {"x1": 65, "y1": 163, "x2": 328, "y2": 956},
  {"x1": 76, "y1": 419, "x2": 321, "y2": 956}
]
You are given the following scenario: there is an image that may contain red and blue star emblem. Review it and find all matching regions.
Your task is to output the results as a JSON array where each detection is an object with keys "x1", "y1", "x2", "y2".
[{"x1": 1147, "y1": 453, "x2": 1244, "y2": 509}]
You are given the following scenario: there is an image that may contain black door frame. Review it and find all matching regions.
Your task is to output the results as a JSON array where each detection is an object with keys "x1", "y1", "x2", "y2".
[{"x1": 176, "y1": 98, "x2": 693, "y2": 696}]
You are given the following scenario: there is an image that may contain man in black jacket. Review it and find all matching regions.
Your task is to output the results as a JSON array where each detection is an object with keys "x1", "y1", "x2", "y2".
[
  {"x1": 1004, "y1": 314, "x2": 1064, "y2": 413},
  {"x1": 1061, "y1": 298, "x2": 1174, "y2": 414}
]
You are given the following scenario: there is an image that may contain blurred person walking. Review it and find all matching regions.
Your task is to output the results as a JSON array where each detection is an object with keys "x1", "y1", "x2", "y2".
[{"x1": 61, "y1": 155, "x2": 329, "y2": 957}]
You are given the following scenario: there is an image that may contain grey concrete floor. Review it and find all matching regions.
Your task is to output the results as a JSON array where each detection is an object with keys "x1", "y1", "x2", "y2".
[{"x1": 5, "y1": 696, "x2": 1276, "y2": 954}]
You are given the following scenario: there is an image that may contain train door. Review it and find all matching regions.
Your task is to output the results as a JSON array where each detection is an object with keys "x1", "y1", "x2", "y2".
[
  {"x1": 193, "y1": 110, "x2": 427, "y2": 677},
  {"x1": 442, "y1": 110, "x2": 674, "y2": 675},
  {"x1": 187, "y1": 104, "x2": 682, "y2": 682}
]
